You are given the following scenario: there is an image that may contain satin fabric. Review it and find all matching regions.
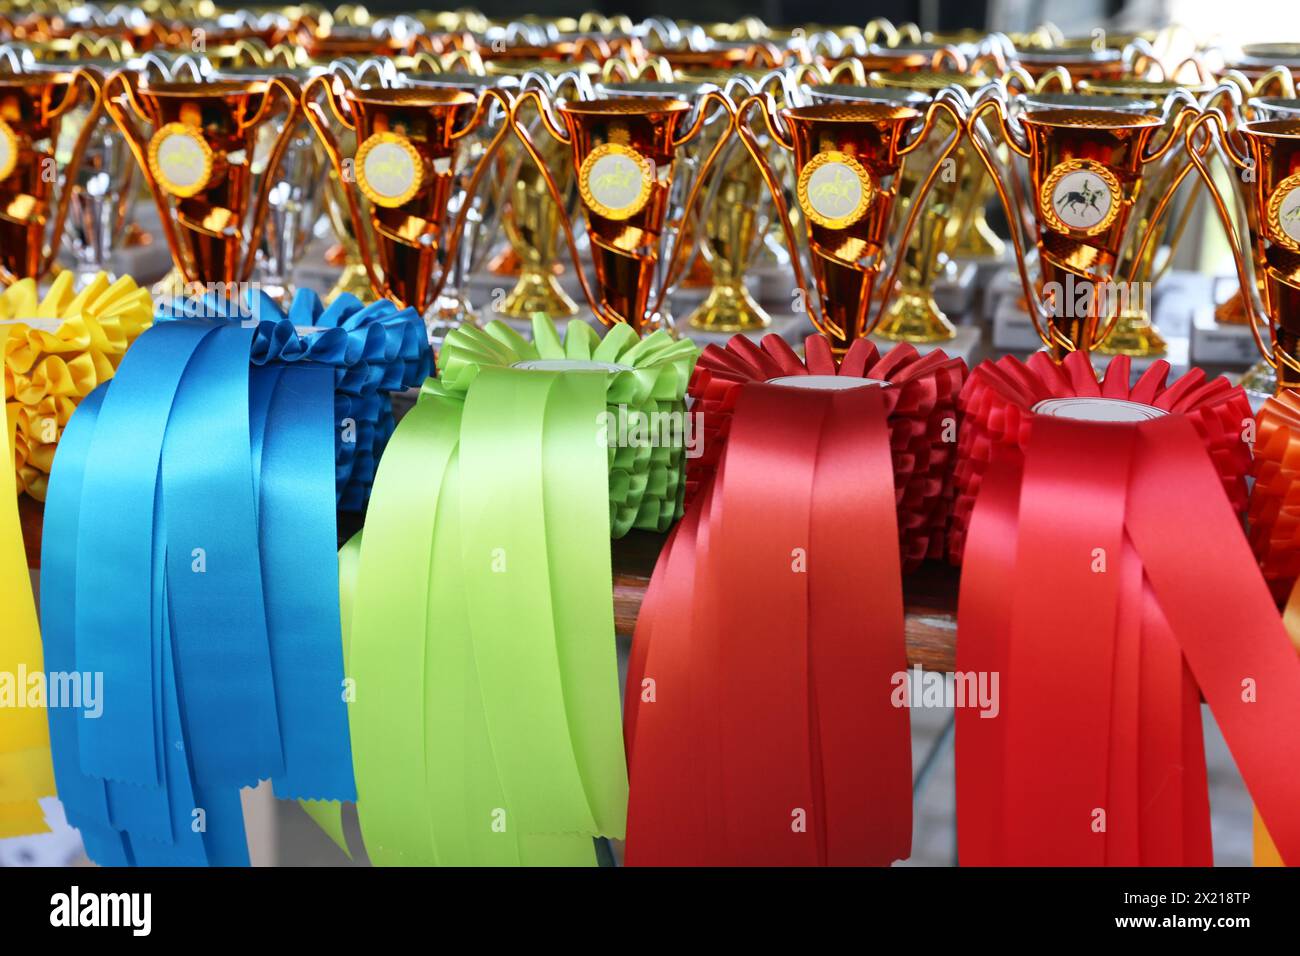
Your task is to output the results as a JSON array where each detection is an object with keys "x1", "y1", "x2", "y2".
[
  {"x1": 336, "y1": 316, "x2": 697, "y2": 865},
  {"x1": 956, "y1": 353, "x2": 1300, "y2": 865},
  {"x1": 0, "y1": 327, "x2": 55, "y2": 838},
  {"x1": 2, "y1": 271, "x2": 152, "y2": 500},
  {"x1": 686, "y1": 334, "x2": 966, "y2": 569},
  {"x1": 154, "y1": 288, "x2": 431, "y2": 510},
  {"x1": 626, "y1": 332, "x2": 954, "y2": 866},
  {"x1": 42, "y1": 320, "x2": 354, "y2": 865}
]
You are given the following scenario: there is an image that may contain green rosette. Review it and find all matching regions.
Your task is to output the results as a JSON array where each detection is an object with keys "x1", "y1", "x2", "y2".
[
  {"x1": 331, "y1": 316, "x2": 696, "y2": 866},
  {"x1": 429, "y1": 316, "x2": 699, "y2": 537}
]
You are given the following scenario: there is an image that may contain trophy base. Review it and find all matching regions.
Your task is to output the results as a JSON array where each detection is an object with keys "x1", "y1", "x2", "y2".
[
  {"x1": 497, "y1": 267, "x2": 579, "y2": 321},
  {"x1": 1239, "y1": 359, "x2": 1277, "y2": 399},
  {"x1": 1190, "y1": 305, "x2": 1262, "y2": 367},
  {"x1": 686, "y1": 281, "x2": 772, "y2": 333},
  {"x1": 1096, "y1": 309, "x2": 1167, "y2": 358},
  {"x1": 874, "y1": 291, "x2": 957, "y2": 343},
  {"x1": 327, "y1": 261, "x2": 374, "y2": 305}
]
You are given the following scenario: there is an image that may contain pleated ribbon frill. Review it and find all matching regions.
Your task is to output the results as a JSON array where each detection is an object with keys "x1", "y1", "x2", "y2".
[
  {"x1": 953, "y1": 352, "x2": 1300, "y2": 865},
  {"x1": 153, "y1": 288, "x2": 432, "y2": 510},
  {"x1": 334, "y1": 315, "x2": 696, "y2": 865},
  {"x1": 40, "y1": 320, "x2": 355, "y2": 865},
  {"x1": 625, "y1": 333, "x2": 967, "y2": 866},
  {"x1": 2, "y1": 272, "x2": 152, "y2": 501}
]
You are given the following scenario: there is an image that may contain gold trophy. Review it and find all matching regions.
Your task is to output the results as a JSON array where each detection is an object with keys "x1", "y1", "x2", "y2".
[
  {"x1": 303, "y1": 70, "x2": 512, "y2": 325},
  {"x1": 968, "y1": 87, "x2": 1195, "y2": 360},
  {"x1": 510, "y1": 85, "x2": 736, "y2": 333},
  {"x1": 103, "y1": 68, "x2": 302, "y2": 294},
  {"x1": 0, "y1": 61, "x2": 102, "y2": 283},
  {"x1": 1189, "y1": 104, "x2": 1300, "y2": 391},
  {"x1": 736, "y1": 89, "x2": 964, "y2": 351}
]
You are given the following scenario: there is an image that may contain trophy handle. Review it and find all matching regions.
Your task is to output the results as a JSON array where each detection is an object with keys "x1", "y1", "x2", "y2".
[
  {"x1": 967, "y1": 95, "x2": 1068, "y2": 351},
  {"x1": 1184, "y1": 109, "x2": 1284, "y2": 374},
  {"x1": 239, "y1": 76, "x2": 304, "y2": 282},
  {"x1": 864, "y1": 18, "x2": 900, "y2": 47},
  {"x1": 930, "y1": 45, "x2": 968, "y2": 73},
  {"x1": 301, "y1": 71, "x2": 382, "y2": 295},
  {"x1": 507, "y1": 88, "x2": 605, "y2": 317},
  {"x1": 419, "y1": 87, "x2": 518, "y2": 308},
  {"x1": 864, "y1": 94, "x2": 967, "y2": 335},
  {"x1": 649, "y1": 89, "x2": 739, "y2": 324},
  {"x1": 826, "y1": 59, "x2": 866, "y2": 85},
  {"x1": 35, "y1": 66, "x2": 104, "y2": 277},
  {"x1": 103, "y1": 68, "x2": 194, "y2": 285},
  {"x1": 735, "y1": 92, "x2": 846, "y2": 341}
]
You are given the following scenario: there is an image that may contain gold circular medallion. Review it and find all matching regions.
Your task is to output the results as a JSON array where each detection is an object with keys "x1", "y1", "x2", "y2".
[
  {"x1": 1040, "y1": 159, "x2": 1121, "y2": 237},
  {"x1": 796, "y1": 151, "x2": 875, "y2": 230},
  {"x1": 1267, "y1": 172, "x2": 1300, "y2": 253},
  {"x1": 355, "y1": 132, "x2": 425, "y2": 208},
  {"x1": 147, "y1": 123, "x2": 213, "y2": 198},
  {"x1": 0, "y1": 119, "x2": 18, "y2": 183},
  {"x1": 578, "y1": 142, "x2": 654, "y2": 221}
]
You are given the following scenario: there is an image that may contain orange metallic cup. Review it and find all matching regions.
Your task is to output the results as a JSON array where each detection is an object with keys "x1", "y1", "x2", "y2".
[
  {"x1": 0, "y1": 65, "x2": 103, "y2": 284},
  {"x1": 510, "y1": 87, "x2": 737, "y2": 333},
  {"x1": 103, "y1": 71, "x2": 303, "y2": 292},
  {"x1": 1189, "y1": 107, "x2": 1300, "y2": 390},
  {"x1": 302, "y1": 74, "x2": 513, "y2": 320},
  {"x1": 968, "y1": 91, "x2": 1195, "y2": 359},
  {"x1": 736, "y1": 91, "x2": 965, "y2": 351}
]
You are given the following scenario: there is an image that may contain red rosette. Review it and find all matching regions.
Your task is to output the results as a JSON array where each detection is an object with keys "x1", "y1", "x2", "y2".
[
  {"x1": 687, "y1": 334, "x2": 968, "y2": 570},
  {"x1": 1250, "y1": 390, "x2": 1300, "y2": 602},
  {"x1": 949, "y1": 351, "x2": 1253, "y2": 564}
]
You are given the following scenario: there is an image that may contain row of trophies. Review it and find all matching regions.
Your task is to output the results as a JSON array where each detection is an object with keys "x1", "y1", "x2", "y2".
[{"x1": 1, "y1": 5, "x2": 1299, "y2": 393}]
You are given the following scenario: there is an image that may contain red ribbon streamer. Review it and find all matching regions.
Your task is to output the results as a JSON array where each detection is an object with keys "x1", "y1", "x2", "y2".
[
  {"x1": 957, "y1": 354, "x2": 1300, "y2": 865},
  {"x1": 628, "y1": 334, "x2": 960, "y2": 864}
]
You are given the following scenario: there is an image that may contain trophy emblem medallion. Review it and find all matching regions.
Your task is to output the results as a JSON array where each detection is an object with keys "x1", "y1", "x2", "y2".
[
  {"x1": 796, "y1": 150, "x2": 875, "y2": 229},
  {"x1": 355, "y1": 131, "x2": 425, "y2": 209},
  {"x1": 148, "y1": 123, "x2": 214, "y2": 198},
  {"x1": 1040, "y1": 159, "x2": 1121, "y2": 237},
  {"x1": 578, "y1": 142, "x2": 653, "y2": 220},
  {"x1": 1266, "y1": 172, "x2": 1300, "y2": 253},
  {"x1": 0, "y1": 118, "x2": 18, "y2": 182}
]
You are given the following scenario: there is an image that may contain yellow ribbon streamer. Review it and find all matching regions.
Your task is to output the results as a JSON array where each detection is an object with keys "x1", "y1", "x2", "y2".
[
  {"x1": 0, "y1": 326, "x2": 54, "y2": 837},
  {"x1": 2, "y1": 271, "x2": 153, "y2": 501}
]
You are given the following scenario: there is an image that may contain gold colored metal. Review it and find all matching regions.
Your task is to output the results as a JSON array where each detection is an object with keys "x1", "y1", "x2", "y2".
[
  {"x1": 146, "y1": 121, "x2": 214, "y2": 198},
  {"x1": 1266, "y1": 170, "x2": 1300, "y2": 253},
  {"x1": 796, "y1": 150, "x2": 875, "y2": 229},
  {"x1": 1038, "y1": 158, "x2": 1122, "y2": 237},
  {"x1": 0, "y1": 118, "x2": 17, "y2": 182},
  {"x1": 353, "y1": 131, "x2": 424, "y2": 208}
]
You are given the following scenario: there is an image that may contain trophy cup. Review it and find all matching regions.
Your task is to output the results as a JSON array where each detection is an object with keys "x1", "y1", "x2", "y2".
[
  {"x1": 509, "y1": 85, "x2": 737, "y2": 333},
  {"x1": 1188, "y1": 106, "x2": 1300, "y2": 391},
  {"x1": 735, "y1": 89, "x2": 965, "y2": 351},
  {"x1": 968, "y1": 88, "x2": 1195, "y2": 359},
  {"x1": 103, "y1": 68, "x2": 303, "y2": 296},
  {"x1": 302, "y1": 70, "x2": 513, "y2": 331},
  {"x1": 0, "y1": 61, "x2": 102, "y2": 284}
]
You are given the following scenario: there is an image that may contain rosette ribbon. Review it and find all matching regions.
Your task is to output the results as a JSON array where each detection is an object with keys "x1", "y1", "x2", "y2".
[
  {"x1": 154, "y1": 288, "x2": 432, "y2": 510},
  {"x1": 40, "y1": 320, "x2": 355, "y2": 865},
  {"x1": 1, "y1": 327, "x2": 55, "y2": 838},
  {"x1": 625, "y1": 333, "x2": 966, "y2": 866},
  {"x1": 334, "y1": 315, "x2": 695, "y2": 865},
  {"x1": 686, "y1": 334, "x2": 967, "y2": 570},
  {"x1": 2, "y1": 271, "x2": 152, "y2": 501},
  {"x1": 955, "y1": 351, "x2": 1300, "y2": 865}
]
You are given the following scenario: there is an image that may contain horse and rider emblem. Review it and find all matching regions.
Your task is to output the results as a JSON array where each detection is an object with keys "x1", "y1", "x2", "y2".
[
  {"x1": 355, "y1": 132, "x2": 424, "y2": 208},
  {"x1": 797, "y1": 150, "x2": 874, "y2": 230},
  {"x1": 1041, "y1": 160, "x2": 1120, "y2": 237},
  {"x1": 579, "y1": 142, "x2": 653, "y2": 221},
  {"x1": 1266, "y1": 173, "x2": 1300, "y2": 253},
  {"x1": 148, "y1": 123, "x2": 214, "y2": 198}
]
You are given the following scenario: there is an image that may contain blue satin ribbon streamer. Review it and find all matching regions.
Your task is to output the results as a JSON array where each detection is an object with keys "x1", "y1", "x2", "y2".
[
  {"x1": 155, "y1": 288, "x2": 431, "y2": 510},
  {"x1": 43, "y1": 317, "x2": 355, "y2": 866}
]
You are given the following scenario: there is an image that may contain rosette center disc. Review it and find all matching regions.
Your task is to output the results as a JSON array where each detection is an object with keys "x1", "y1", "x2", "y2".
[
  {"x1": 766, "y1": 375, "x2": 889, "y2": 390},
  {"x1": 512, "y1": 359, "x2": 633, "y2": 373},
  {"x1": 1032, "y1": 396, "x2": 1166, "y2": 422}
]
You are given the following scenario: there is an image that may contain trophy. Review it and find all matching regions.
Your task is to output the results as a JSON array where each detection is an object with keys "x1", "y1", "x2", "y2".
[
  {"x1": 103, "y1": 67, "x2": 303, "y2": 296},
  {"x1": 303, "y1": 70, "x2": 513, "y2": 330},
  {"x1": 736, "y1": 89, "x2": 965, "y2": 351},
  {"x1": 0, "y1": 60, "x2": 102, "y2": 284},
  {"x1": 510, "y1": 85, "x2": 737, "y2": 333},
  {"x1": 968, "y1": 87, "x2": 1194, "y2": 359},
  {"x1": 1188, "y1": 104, "x2": 1300, "y2": 391}
]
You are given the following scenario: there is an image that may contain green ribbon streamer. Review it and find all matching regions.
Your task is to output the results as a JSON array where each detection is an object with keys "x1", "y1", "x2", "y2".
[{"x1": 330, "y1": 316, "x2": 696, "y2": 865}]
